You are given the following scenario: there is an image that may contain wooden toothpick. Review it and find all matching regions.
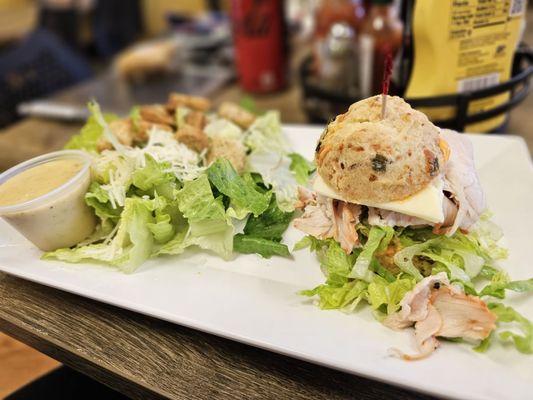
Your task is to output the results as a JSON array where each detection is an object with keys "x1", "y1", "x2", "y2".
[{"x1": 381, "y1": 50, "x2": 393, "y2": 119}]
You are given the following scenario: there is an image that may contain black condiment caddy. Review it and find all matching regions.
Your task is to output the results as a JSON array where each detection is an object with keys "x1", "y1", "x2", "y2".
[{"x1": 300, "y1": 45, "x2": 533, "y2": 132}]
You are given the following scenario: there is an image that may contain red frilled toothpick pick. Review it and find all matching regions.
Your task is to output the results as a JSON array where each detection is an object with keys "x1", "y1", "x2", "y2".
[{"x1": 381, "y1": 50, "x2": 393, "y2": 119}]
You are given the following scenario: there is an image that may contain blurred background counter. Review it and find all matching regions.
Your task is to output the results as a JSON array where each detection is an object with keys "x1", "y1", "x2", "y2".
[
  {"x1": 0, "y1": 0, "x2": 532, "y2": 395},
  {"x1": 0, "y1": 0, "x2": 532, "y2": 170}
]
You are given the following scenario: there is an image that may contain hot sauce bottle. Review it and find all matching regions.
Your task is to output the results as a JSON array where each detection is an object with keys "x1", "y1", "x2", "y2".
[{"x1": 358, "y1": 0, "x2": 403, "y2": 97}]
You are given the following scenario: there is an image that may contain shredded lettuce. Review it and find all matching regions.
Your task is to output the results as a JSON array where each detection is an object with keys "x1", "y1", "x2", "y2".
[
  {"x1": 288, "y1": 153, "x2": 315, "y2": 185},
  {"x1": 319, "y1": 240, "x2": 358, "y2": 286},
  {"x1": 350, "y1": 227, "x2": 386, "y2": 282},
  {"x1": 470, "y1": 212, "x2": 508, "y2": 260},
  {"x1": 297, "y1": 219, "x2": 533, "y2": 356},
  {"x1": 480, "y1": 272, "x2": 533, "y2": 299},
  {"x1": 301, "y1": 280, "x2": 368, "y2": 311},
  {"x1": 367, "y1": 275, "x2": 416, "y2": 315},
  {"x1": 393, "y1": 228, "x2": 507, "y2": 284},
  {"x1": 299, "y1": 240, "x2": 416, "y2": 316},
  {"x1": 475, "y1": 303, "x2": 533, "y2": 354}
]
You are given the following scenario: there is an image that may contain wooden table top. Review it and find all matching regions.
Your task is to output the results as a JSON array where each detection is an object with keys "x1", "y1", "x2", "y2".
[
  {"x1": 0, "y1": 73, "x2": 531, "y2": 399},
  {"x1": 0, "y1": 273, "x2": 434, "y2": 400}
]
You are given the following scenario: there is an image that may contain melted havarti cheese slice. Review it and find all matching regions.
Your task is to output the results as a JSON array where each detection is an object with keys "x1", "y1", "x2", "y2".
[{"x1": 313, "y1": 175, "x2": 445, "y2": 224}]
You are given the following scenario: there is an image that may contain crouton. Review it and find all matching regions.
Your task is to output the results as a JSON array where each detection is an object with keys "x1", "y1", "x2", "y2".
[
  {"x1": 175, "y1": 125, "x2": 209, "y2": 153},
  {"x1": 166, "y1": 93, "x2": 211, "y2": 112},
  {"x1": 96, "y1": 119, "x2": 134, "y2": 152},
  {"x1": 139, "y1": 104, "x2": 175, "y2": 126},
  {"x1": 206, "y1": 137, "x2": 247, "y2": 174},
  {"x1": 218, "y1": 102, "x2": 255, "y2": 129},
  {"x1": 184, "y1": 111, "x2": 207, "y2": 129}
]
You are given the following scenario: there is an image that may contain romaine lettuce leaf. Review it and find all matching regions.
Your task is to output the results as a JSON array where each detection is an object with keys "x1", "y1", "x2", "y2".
[
  {"x1": 131, "y1": 154, "x2": 177, "y2": 199},
  {"x1": 245, "y1": 111, "x2": 299, "y2": 211},
  {"x1": 187, "y1": 219, "x2": 234, "y2": 260},
  {"x1": 204, "y1": 118, "x2": 242, "y2": 140},
  {"x1": 64, "y1": 112, "x2": 118, "y2": 152},
  {"x1": 207, "y1": 159, "x2": 270, "y2": 217},
  {"x1": 226, "y1": 202, "x2": 250, "y2": 221},
  {"x1": 232, "y1": 196, "x2": 293, "y2": 258},
  {"x1": 153, "y1": 228, "x2": 188, "y2": 256},
  {"x1": 176, "y1": 174, "x2": 226, "y2": 221},
  {"x1": 147, "y1": 196, "x2": 176, "y2": 244},
  {"x1": 245, "y1": 111, "x2": 285, "y2": 152},
  {"x1": 242, "y1": 196, "x2": 293, "y2": 240},
  {"x1": 247, "y1": 151, "x2": 298, "y2": 212},
  {"x1": 175, "y1": 172, "x2": 234, "y2": 259},
  {"x1": 293, "y1": 235, "x2": 326, "y2": 252},
  {"x1": 84, "y1": 182, "x2": 122, "y2": 222},
  {"x1": 233, "y1": 235, "x2": 290, "y2": 258},
  {"x1": 44, "y1": 197, "x2": 156, "y2": 272}
]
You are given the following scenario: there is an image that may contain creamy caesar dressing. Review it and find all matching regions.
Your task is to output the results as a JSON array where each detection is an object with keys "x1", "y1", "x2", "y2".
[
  {"x1": 0, "y1": 152, "x2": 96, "y2": 251},
  {"x1": 0, "y1": 159, "x2": 84, "y2": 207}
]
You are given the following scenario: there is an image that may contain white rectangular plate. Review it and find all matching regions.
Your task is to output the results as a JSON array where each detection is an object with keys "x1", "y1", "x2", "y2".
[{"x1": 1, "y1": 127, "x2": 532, "y2": 400}]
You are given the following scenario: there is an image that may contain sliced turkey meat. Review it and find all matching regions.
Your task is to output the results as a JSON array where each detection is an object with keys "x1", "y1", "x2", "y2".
[
  {"x1": 367, "y1": 207, "x2": 428, "y2": 227},
  {"x1": 430, "y1": 286, "x2": 496, "y2": 340},
  {"x1": 293, "y1": 188, "x2": 361, "y2": 253},
  {"x1": 332, "y1": 202, "x2": 361, "y2": 253},
  {"x1": 294, "y1": 186, "x2": 316, "y2": 210},
  {"x1": 384, "y1": 272, "x2": 496, "y2": 359},
  {"x1": 439, "y1": 129, "x2": 486, "y2": 235},
  {"x1": 293, "y1": 194, "x2": 335, "y2": 240}
]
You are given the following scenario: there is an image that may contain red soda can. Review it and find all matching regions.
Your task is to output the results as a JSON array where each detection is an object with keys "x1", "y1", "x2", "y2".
[{"x1": 231, "y1": 0, "x2": 287, "y2": 93}]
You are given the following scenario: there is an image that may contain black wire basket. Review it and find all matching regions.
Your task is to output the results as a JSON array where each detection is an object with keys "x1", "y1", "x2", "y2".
[{"x1": 300, "y1": 45, "x2": 533, "y2": 132}]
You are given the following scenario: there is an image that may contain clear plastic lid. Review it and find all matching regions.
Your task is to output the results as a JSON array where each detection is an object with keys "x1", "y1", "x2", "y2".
[{"x1": 0, "y1": 150, "x2": 93, "y2": 215}]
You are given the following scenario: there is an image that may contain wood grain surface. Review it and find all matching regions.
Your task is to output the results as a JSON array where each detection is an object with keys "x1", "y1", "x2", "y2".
[{"x1": 0, "y1": 273, "x2": 434, "y2": 400}]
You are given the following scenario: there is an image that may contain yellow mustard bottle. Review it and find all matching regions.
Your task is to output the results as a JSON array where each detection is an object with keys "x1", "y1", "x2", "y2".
[{"x1": 404, "y1": 0, "x2": 526, "y2": 132}]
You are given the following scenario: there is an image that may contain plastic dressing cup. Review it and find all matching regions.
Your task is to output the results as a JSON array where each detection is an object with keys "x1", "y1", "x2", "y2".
[{"x1": 0, "y1": 150, "x2": 97, "y2": 251}]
